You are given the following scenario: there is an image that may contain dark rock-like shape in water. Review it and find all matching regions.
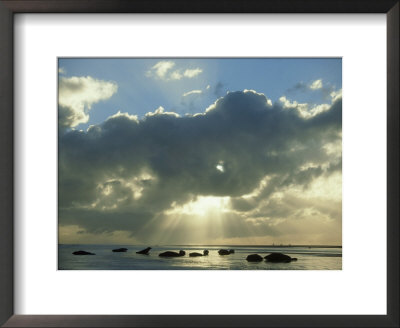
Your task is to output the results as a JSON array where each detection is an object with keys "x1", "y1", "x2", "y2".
[
  {"x1": 136, "y1": 247, "x2": 151, "y2": 255},
  {"x1": 189, "y1": 250, "x2": 209, "y2": 257},
  {"x1": 246, "y1": 254, "x2": 263, "y2": 262},
  {"x1": 189, "y1": 252, "x2": 203, "y2": 257},
  {"x1": 159, "y1": 250, "x2": 186, "y2": 257},
  {"x1": 218, "y1": 249, "x2": 234, "y2": 255},
  {"x1": 264, "y1": 252, "x2": 293, "y2": 263},
  {"x1": 291, "y1": 258, "x2": 298, "y2": 261},
  {"x1": 112, "y1": 248, "x2": 128, "y2": 252},
  {"x1": 72, "y1": 250, "x2": 95, "y2": 255}
]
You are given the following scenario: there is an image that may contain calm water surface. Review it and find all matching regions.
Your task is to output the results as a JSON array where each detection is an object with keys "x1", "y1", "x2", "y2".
[{"x1": 58, "y1": 245, "x2": 342, "y2": 270}]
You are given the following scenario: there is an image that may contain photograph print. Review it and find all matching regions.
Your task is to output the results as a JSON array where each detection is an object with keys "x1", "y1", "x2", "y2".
[{"x1": 58, "y1": 58, "x2": 342, "y2": 270}]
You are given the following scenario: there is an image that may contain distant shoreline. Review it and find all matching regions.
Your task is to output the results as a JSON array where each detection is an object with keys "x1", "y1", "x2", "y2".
[
  {"x1": 170, "y1": 245, "x2": 342, "y2": 248},
  {"x1": 59, "y1": 244, "x2": 342, "y2": 248}
]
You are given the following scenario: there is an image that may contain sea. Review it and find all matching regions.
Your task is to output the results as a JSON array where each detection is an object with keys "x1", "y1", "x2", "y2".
[{"x1": 58, "y1": 244, "x2": 342, "y2": 270}]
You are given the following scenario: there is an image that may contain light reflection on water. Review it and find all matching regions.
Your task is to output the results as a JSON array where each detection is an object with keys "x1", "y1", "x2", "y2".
[{"x1": 59, "y1": 245, "x2": 342, "y2": 270}]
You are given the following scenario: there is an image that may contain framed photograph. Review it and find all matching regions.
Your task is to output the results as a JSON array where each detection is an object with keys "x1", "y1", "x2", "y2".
[
  {"x1": 0, "y1": 0, "x2": 398, "y2": 327},
  {"x1": 57, "y1": 57, "x2": 343, "y2": 271}
]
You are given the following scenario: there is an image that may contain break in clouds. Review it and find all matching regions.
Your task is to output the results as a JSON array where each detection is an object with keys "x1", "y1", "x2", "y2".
[{"x1": 59, "y1": 82, "x2": 342, "y2": 245}]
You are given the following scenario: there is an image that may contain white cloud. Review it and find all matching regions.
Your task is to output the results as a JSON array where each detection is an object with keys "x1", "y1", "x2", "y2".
[
  {"x1": 58, "y1": 76, "x2": 118, "y2": 129},
  {"x1": 310, "y1": 79, "x2": 323, "y2": 90},
  {"x1": 145, "y1": 106, "x2": 180, "y2": 118},
  {"x1": 330, "y1": 89, "x2": 342, "y2": 102},
  {"x1": 279, "y1": 96, "x2": 302, "y2": 109},
  {"x1": 182, "y1": 89, "x2": 203, "y2": 97},
  {"x1": 146, "y1": 61, "x2": 175, "y2": 79},
  {"x1": 109, "y1": 110, "x2": 139, "y2": 123},
  {"x1": 279, "y1": 93, "x2": 340, "y2": 119},
  {"x1": 146, "y1": 61, "x2": 203, "y2": 81},
  {"x1": 169, "y1": 71, "x2": 183, "y2": 80},
  {"x1": 58, "y1": 67, "x2": 66, "y2": 74},
  {"x1": 183, "y1": 68, "x2": 203, "y2": 78}
]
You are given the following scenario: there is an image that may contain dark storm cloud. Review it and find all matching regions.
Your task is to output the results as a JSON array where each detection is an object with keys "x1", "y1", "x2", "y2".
[
  {"x1": 59, "y1": 90, "x2": 341, "y2": 241},
  {"x1": 58, "y1": 105, "x2": 79, "y2": 134}
]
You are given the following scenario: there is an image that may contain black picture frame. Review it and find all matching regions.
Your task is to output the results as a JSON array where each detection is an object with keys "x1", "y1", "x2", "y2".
[{"x1": 0, "y1": 1, "x2": 398, "y2": 327}]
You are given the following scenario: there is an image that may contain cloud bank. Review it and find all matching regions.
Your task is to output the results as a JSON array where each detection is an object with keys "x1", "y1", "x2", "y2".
[{"x1": 59, "y1": 89, "x2": 342, "y2": 245}]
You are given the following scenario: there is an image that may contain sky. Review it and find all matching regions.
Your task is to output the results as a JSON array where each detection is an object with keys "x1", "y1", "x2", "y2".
[{"x1": 58, "y1": 58, "x2": 342, "y2": 246}]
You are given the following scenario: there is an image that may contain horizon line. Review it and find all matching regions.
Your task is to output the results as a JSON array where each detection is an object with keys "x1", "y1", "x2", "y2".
[{"x1": 59, "y1": 243, "x2": 342, "y2": 248}]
